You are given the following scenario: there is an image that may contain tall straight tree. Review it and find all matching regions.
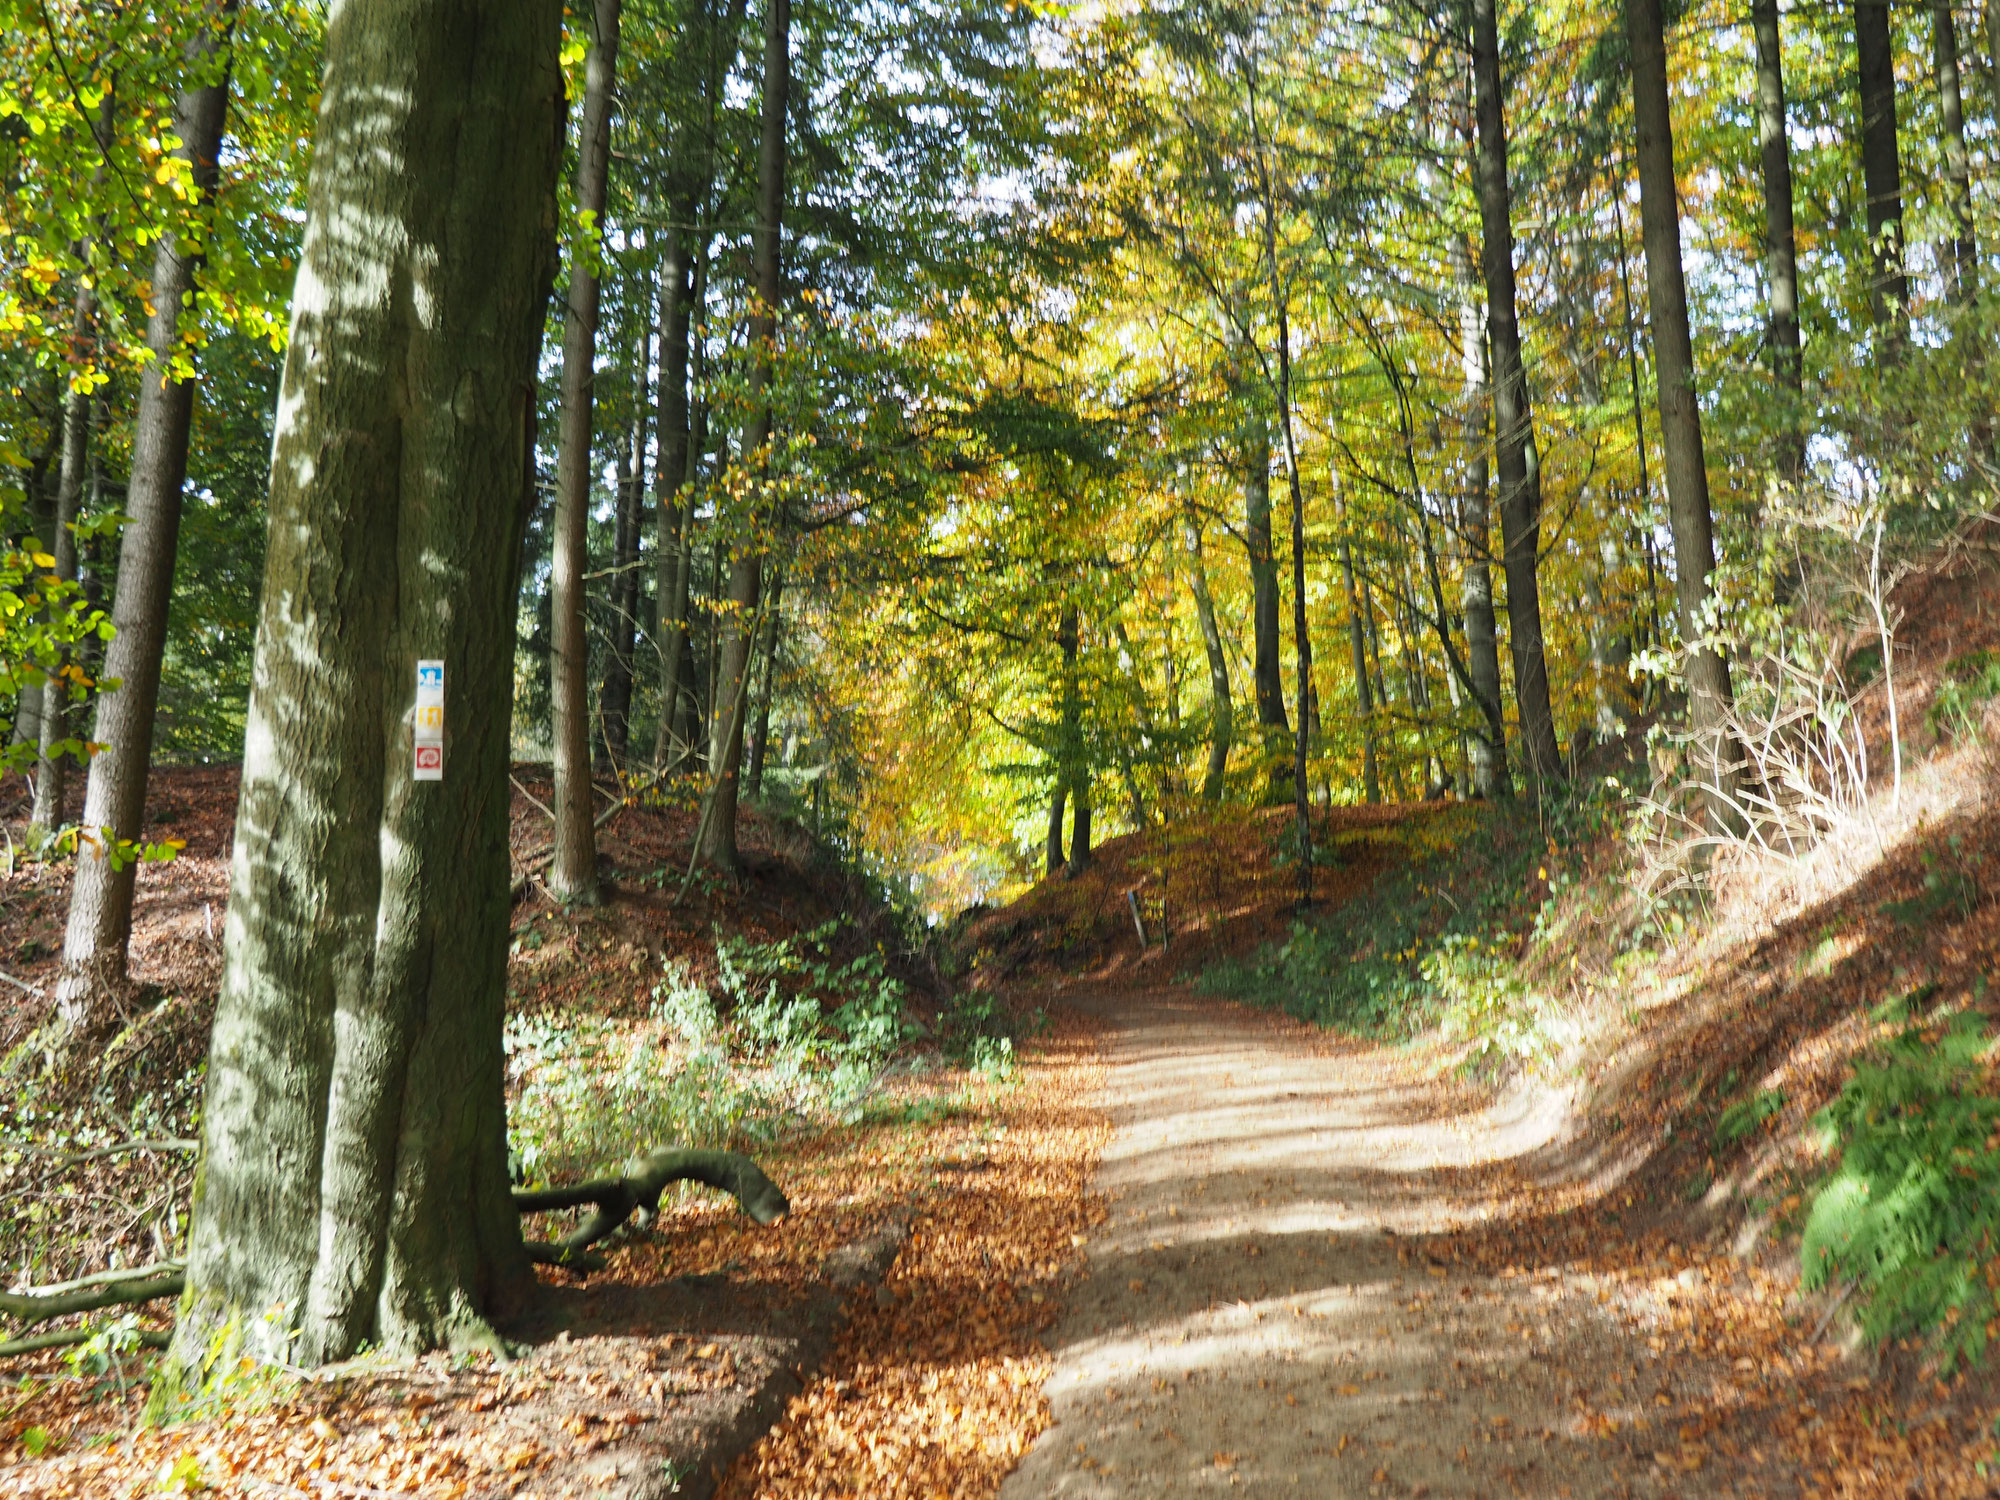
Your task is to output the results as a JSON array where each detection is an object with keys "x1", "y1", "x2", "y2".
[
  {"x1": 174, "y1": 0, "x2": 562, "y2": 1367},
  {"x1": 52, "y1": 2, "x2": 236, "y2": 1029},
  {"x1": 1453, "y1": 239, "x2": 1508, "y2": 796},
  {"x1": 1854, "y1": 0, "x2": 1908, "y2": 349},
  {"x1": 599, "y1": 303, "x2": 652, "y2": 767},
  {"x1": 654, "y1": 232, "x2": 699, "y2": 769},
  {"x1": 1626, "y1": 0, "x2": 1738, "y2": 817},
  {"x1": 1935, "y1": 2, "x2": 1976, "y2": 303},
  {"x1": 1180, "y1": 509, "x2": 1232, "y2": 801},
  {"x1": 1242, "y1": 412, "x2": 1289, "y2": 799},
  {"x1": 1466, "y1": 0, "x2": 1561, "y2": 789},
  {"x1": 700, "y1": 0, "x2": 789, "y2": 872},
  {"x1": 548, "y1": 0, "x2": 624, "y2": 905},
  {"x1": 655, "y1": 0, "x2": 746, "y2": 772},
  {"x1": 1750, "y1": 0, "x2": 1804, "y2": 475}
]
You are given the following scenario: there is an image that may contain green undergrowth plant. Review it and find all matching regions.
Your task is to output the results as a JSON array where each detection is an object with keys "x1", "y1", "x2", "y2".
[
  {"x1": 1928, "y1": 648, "x2": 2000, "y2": 742},
  {"x1": 1803, "y1": 1004, "x2": 2000, "y2": 1370},
  {"x1": 506, "y1": 921, "x2": 925, "y2": 1187},
  {"x1": 1197, "y1": 787, "x2": 1618, "y2": 1063}
]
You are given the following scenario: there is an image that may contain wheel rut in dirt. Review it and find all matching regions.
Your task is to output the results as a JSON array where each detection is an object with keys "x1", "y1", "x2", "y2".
[{"x1": 1004, "y1": 989, "x2": 1716, "y2": 1499}]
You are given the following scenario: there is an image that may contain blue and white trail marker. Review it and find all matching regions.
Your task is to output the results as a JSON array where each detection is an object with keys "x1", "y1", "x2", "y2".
[{"x1": 414, "y1": 659, "x2": 444, "y2": 781}]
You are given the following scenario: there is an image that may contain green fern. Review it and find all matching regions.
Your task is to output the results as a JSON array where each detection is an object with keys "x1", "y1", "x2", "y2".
[{"x1": 1803, "y1": 1010, "x2": 2000, "y2": 1369}]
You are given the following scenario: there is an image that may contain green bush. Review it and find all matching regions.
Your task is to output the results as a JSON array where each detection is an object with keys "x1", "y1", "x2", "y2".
[
  {"x1": 1803, "y1": 1009, "x2": 2000, "y2": 1369},
  {"x1": 506, "y1": 923, "x2": 922, "y2": 1186},
  {"x1": 1928, "y1": 649, "x2": 2000, "y2": 742}
]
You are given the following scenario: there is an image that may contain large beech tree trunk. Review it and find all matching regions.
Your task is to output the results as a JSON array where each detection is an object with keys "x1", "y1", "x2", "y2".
[
  {"x1": 1855, "y1": 0, "x2": 1908, "y2": 350},
  {"x1": 549, "y1": 0, "x2": 623, "y2": 904},
  {"x1": 1627, "y1": 0, "x2": 1739, "y2": 820},
  {"x1": 1181, "y1": 512, "x2": 1232, "y2": 802},
  {"x1": 700, "y1": 0, "x2": 789, "y2": 872},
  {"x1": 1467, "y1": 0, "x2": 1560, "y2": 790},
  {"x1": 1751, "y1": 0, "x2": 1804, "y2": 476},
  {"x1": 175, "y1": 0, "x2": 562, "y2": 1369},
  {"x1": 53, "y1": 8, "x2": 234, "y2": 1027},
  {"x1": 1454, "y1": 238, "x2": 1509, "y2": 798}
]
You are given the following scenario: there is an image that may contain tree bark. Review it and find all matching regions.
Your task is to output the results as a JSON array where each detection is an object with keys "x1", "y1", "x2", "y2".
[
  {"x1": 1854, "y1": 0, "x2": 1908, "y2": 350},
  {"x1": 652, "y1": 0, "x2": 743, "y2": 773},
  {"x1": 1453, "y1": 237, "x2": 1509, "y2": 797},
  {"x1": 1340, "y1": 539, "x2": 1380, "y2": 805},
  {"x1": 1045, "y1": 783, "x2": 1065, "y2": 876},
  {"x1": 1181, "y1": 512, "x2": 1231, "y2": 802},
  {"x1": 173, "y1": 0, "x2": 561, "y2": 1370},
  {"x1": 598, "y1": 309, "x2": 650, "y2": 769},
  {"x1": 1750, "y1": 0, "x2": 1804, "y2": 476},
  {"x1": 1273, "y1": 304, "x2": 1314, "y2": 899},
  {"x1": 653, "y1": 228, "x2": 696, "y2": 771},
  {"x1": 1242, "y1": 413, "x2": 1289, "y2": 801},
  {"x1": 548, "y1": 0, "x2": 623, "y2": 905},
  {"x1": 1935, "y1": 2, "x2": 1976, "y2": 303},
  {"x1": 1627, "y1": 0, "x2": 1739, "y2": 819},
  {"x1": 1467, "y1": 0, "x2": 1561, "y2": 790},
  {"x1": 700, "y1": 0, "x2": 788, "y2": 873},
  {"x1": 53, "y1": 6, "x2": 235, "y2": 1027},
  {"x1": 744, "y1": 562, "x2": 783, "y2": 799},
  {"x1": 32, "y1": 284, "x2": 94, "y2": 831}
]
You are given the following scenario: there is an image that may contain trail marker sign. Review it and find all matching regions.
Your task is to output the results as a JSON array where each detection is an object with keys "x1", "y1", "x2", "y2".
[{"x1": 414, "y1": 659, "x2": 444, "y2": 781}]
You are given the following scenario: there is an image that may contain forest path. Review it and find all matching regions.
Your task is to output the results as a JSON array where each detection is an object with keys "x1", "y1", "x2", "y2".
[{"x1": 1000, "y1": 988, "x2": 1715, "y2": 1500}]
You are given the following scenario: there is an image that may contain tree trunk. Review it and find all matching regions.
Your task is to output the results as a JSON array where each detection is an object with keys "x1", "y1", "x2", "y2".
[
  {"x1": 700, "y1": 0, "x2": 788, "y2": 873},
  {"x1": 652, "y1": 0, "x2": 743, "y2": 773},
  {"x1": 53, "y1": 8, "x2": 236, "y2": 1027},
  {"x1": 1854, "y1": 0, "x2": 1908, "y2": 350},
  {"x1": 1273, "y1": 304, "x2": 1314, "y2": 901},
  {"x1": 1936, "y1": 2, "x2": 1976, "y2": 302},
  {"x1": 1453, "y1": 237, "x2": 1509, "y2": 797},
  {"x1": 32, "y1": 286, "x2": 94, "y2": 831},
  {"x1": 1751, "y1": 0, "x2": 1804, "y2": 477},
  {"x1": 1242, "y1": 413, "x2": 1289, "y2": 801},
  {"x1": 172, "y1": 0, "x2": 561, "y2": 1372},
  {"x1": 1056, "y1": 600, "x2": 1086, "y2": 874},
  {"x1": 744, "y1": 563, "x2": 783, "y2": 799},
  {"x1": 1068, "y1": 780, "x2": 1092, "y2": 876},
  {"x1": 548, "y1": 0, "x2": 623, "y2": 905},
  {"x1": 653, "y1": 229, "x2": 696, "y2": 772},
  {"x1": 1627, "y1": 0, "x2": 1739, "y2": 820},
  {"x1": 1045, "y1": 783, "x2": 1065, "y2": 876},
  {"x1": 1340, "y1": 540, "x2": 1380, "y2": 805},
  {"x1": 1181, "y1": 512, "x2": 1231, "y2": 802},
  {"x1": 598, "y1": 310, "x2": 650, "y2": 770},
  {"x1": 1468, "y1": 0, "x2": 1561, "y2": 790}
]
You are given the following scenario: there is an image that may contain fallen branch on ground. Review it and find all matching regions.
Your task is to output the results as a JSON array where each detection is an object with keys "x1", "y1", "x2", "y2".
[
  {"x1": 515, "y1": 1146, "x2": 789, "y2": 1270},
  {"x1": 0, "y1": 1269, "x2": 186, "y2": 1328},
  {"x1": 0, "y1": 1325, "x2": 172, "y2": 1357}
]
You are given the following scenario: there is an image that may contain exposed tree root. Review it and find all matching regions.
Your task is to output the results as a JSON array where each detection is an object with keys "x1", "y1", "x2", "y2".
[{"x1": 515, "y1": 1147, "x2": 789, "y2": 1269}]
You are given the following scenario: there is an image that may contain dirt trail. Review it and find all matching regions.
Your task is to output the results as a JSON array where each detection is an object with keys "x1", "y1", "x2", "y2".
[{"x1": 1003, "y1": 989, "x2": 1723, "y2": 1499}]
